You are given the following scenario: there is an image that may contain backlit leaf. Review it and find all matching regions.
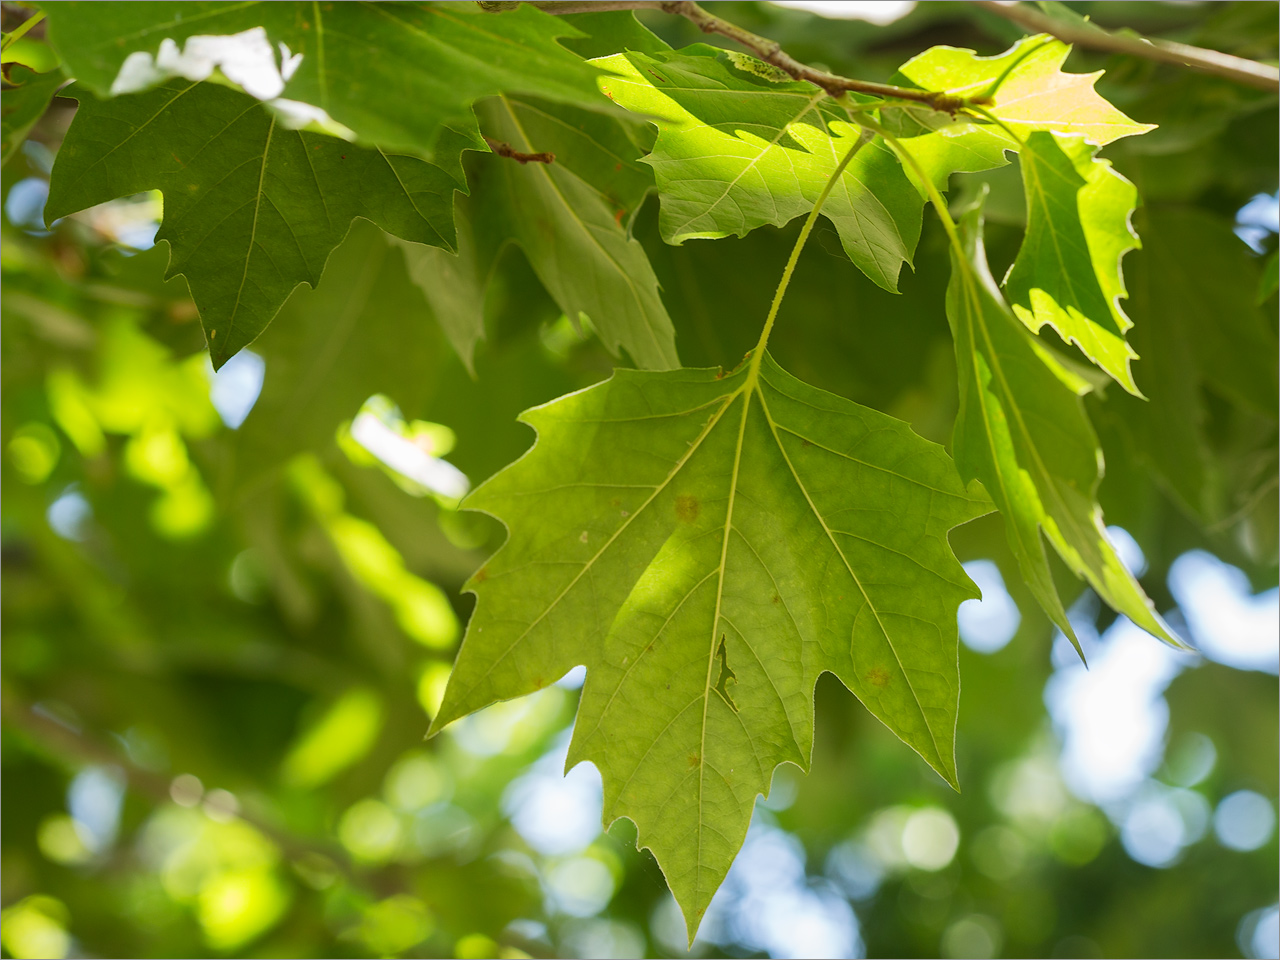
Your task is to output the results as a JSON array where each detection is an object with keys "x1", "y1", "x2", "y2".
[
  {"x1": 1004, "y1": 131, "x2": 1142, "y2": 395},
  {"x1": 598, "y1": 46, "x2": 924, "y2": 292},
  {"x1": 898, "y1": 35, "x2": 1155, "y2": 146},
  {"x1": 46, "y1": 81, "x2": 457, "y2": 367},
  {"x1": 431, "y1": 353, "x2": 989, "y2": 937},
  {"x1": 946, "y1": 195, "x2": 1179, "y2": 650}
]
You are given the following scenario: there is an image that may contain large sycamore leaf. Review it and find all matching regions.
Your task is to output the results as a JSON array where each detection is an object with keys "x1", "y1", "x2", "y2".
[
  {"x1": 598, "y1": 46, "x2": 924, "y2": 292},
  {"x1": 1004, "y1": 131, "x2": 1143, "y2": 395},
  {"x1": 898, "y1": 35, "x2": 1154, "y2": 147},
  {"x1": 946, "y1": 197, "x2": 1179, "y2": 650},
  {"x1": 432, "y1": 353, "x2": 990, "y2": 937},
  {"x1": 46, "y1": 81, "x2": 457, "y2": 368},
  {"x1": 40, "y1": 1, "x2": 608, "y2": 167},
  {"x1": 470, "y1": 97, "x2": 678, "y2": 370}
]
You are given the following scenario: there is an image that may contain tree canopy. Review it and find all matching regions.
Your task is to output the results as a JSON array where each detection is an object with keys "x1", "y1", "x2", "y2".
[{"x1": 1, "y1": 2, "x2": 1277, "y2": 959}]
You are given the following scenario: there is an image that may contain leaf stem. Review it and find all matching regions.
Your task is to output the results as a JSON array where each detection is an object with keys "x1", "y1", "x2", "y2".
[
  {"x1": 853, "y1": 112, "x2": 964, "y2": 260},
  {"x1": 970, "y1": 0, "x2": 1279, "y2": 93},
  {"x1": 521, "y1": 0, "x2": 969, "y2": 110},
  {"x1": 745, "y1": 126, "x2": 871, "y2": 383},
  {"x1": 1, "y1": 10, "x2": 44, "y2": 51}
]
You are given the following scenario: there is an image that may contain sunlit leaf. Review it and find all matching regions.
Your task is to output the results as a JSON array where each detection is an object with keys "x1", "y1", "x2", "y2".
[
  {"x1": 598, "y1": 46, "x2": 924, "y2": 292},
  {"x1": 432, "y1": 353, "x2": 989, "y2": 936},
  {"x1": 946, "y1": 195, "x2": 1179, "y2": 650},
  {"x1": 898, "y1": 35, "x2": 1155, "y2": 146},
  {"x1": 1004, "y1": 131, "x2": 1142, "y2": 395}
]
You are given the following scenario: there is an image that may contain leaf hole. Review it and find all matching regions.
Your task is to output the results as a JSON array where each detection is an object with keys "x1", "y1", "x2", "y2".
[{"x1": 713, "y1": 636, "x2": 739, "y2": 712}]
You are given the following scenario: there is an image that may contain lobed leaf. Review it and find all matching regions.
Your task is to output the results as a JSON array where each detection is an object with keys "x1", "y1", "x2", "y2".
[
  {"x1": 945, "y1": 195, "x2": 1180, "y2": 651},
  {"x1": 898, "y1": 35, "x2": 1155, "y2": 146},
  {"x1": 46, "y1": 81, "x2": 457, "y2": 368},
  {"x1": 1004, "y1": 131, "x2": 1143, "y2": 395},
  {"x1": 598, "y1": 46, "x2": 924, "y2": 292},
  {"x1": 432, "y1": 353, "x2": 989, "y2": 938}
]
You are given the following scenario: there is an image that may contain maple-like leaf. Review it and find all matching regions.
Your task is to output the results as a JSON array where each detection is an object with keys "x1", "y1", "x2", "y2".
[
  {"x1": 431, "y1": 353, "x2": 989, "y2": 938},
  {"x1": 898, "y1": 35, "x2": 1155, "y2": 146},
  {"x1": 46, "y1": 81, "x2": 457, "y2": 368},
  {"x1": 945, "y1": 194, "x2": 1180, "y2": 650},
  {"x1": 1004, "y1": 131, "x2": 1143, "y2": 395},
  {"x1": 598, "y1": 46, "x2": 924, "y2": 292}
]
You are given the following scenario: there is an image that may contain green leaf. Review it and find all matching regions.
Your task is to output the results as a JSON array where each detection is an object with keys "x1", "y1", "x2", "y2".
[
  {"x1": 898, "y1": 35, "x2": 1155, "y2": 146},
  {"x1": 471, "y1": 96, "x2": 678, "y2": 370},
  {"x1": 598, "y1": 46, "x2": 924, "y2": 292},
  {"x1": 1259, "y1": 251, "x2": 1278, "y2": 305},
  {"x1": 1004, "y1": 131, "x2": 1142, "y2": 395},
  {"x1": 432, "y1": 353, "x2": 989, "y2": 937},
  {"x1": 1107, "y1": 208, "x2": 1279, "y2": 519},
  {"x1": 946, "y1": 195, "x2": 1180, "y2": 651},
  {"x1": 1, "y1": 63, "x2": 63, "y2": 165},
  {"x1": 40, "y1": 1, "x2": 608, "y2": 166},
  {"x1": 500, "y1": 95, "x2": 655, "y2": 219},
  {"x1": 391, "y1": 204, "x2": 487, "y2": 377},
  {"x1": 46, "y1": 81, "x2": 457, "y2": 368},
  {"x1": 233, "y1": 219, "x2": 447, "y2": 484}
]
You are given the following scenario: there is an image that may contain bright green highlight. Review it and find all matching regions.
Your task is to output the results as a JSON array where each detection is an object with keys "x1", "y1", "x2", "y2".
[
  {"x1": 1005, "y1": 131, "x2": 1143, "y2": 395},
  {"x1": 598, "y1": 45, "x2": 924, "y2": 292},
  {"x1": 433, "y1": 352, "x2": 989, "y2": 938}
]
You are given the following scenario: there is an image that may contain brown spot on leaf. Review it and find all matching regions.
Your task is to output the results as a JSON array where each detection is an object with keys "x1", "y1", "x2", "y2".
[
  {"x1": 675, "y1": 494, "x2": 699, "y2": 524},
  {"x1": 687, "y1": 753, "x2": 700, "y2": 769},
  {"x1": 866, "y1": 667, "x2": 890, "y2": 688},
  {"x1": 473, "y1": 567, "x2": 489, "y2": 583},
  {"x1": 802, "y1": 439, "x2": 813, "y2": 447}
]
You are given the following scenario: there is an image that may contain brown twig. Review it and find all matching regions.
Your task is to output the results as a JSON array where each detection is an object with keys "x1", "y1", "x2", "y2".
[
  {"x1": 483, "y1": 134, "x2": 555, "y2": 164},
  {"x1": 970, "y1": 0, "x2": 1279, "y2": 93},
  {"x1": 522, "y1": 0, "x2": 968, "y2": 110}
]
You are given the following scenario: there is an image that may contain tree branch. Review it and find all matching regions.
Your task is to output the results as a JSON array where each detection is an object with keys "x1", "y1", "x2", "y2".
[
  {"x1": 971, "y1": 0, "x2": 1279, "y2": 93},
  {"x1": 518, "y1": 0, "x2": 970, "y2": 110},
  {"x1": 483, "y1": 134, "x2": 555, "y2": 164}
]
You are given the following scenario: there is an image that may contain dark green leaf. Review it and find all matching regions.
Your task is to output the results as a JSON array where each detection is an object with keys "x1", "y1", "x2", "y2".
[
  {"x1": 46, "y1": 81, "x2": 457, "y2": 367},
  {"x1": 1, "y1": 64, "x2": 63, "y2": 165},
  {"x1": 471, "y1": 96, "x2": 679, "y2": 370},
  {"x1": 41, "y1": 1, "x2": 608, "y2": 166}
]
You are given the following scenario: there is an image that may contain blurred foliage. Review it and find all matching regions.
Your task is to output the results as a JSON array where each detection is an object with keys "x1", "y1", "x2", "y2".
[{"x1": 2, "y1": 2, "x2": 1277, "y2": 959}]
